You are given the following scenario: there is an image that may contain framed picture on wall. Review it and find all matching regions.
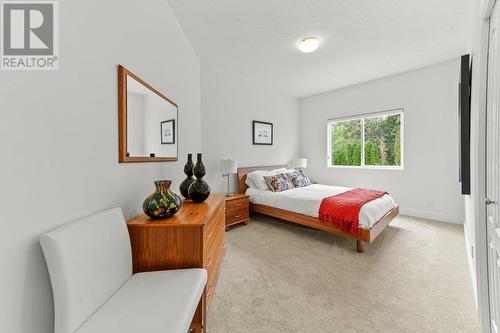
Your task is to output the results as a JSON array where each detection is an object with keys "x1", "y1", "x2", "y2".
[
  {"x1": 252, "y1": 120, "x2": 273, "y2": 145},
  {"x1": 161, "y1": 119, "x2": 175, "y2": 144}
]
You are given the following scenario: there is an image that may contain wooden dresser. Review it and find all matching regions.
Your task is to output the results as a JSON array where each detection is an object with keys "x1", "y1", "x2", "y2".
[{"x1": 126, "y1": 194, "x2": 225, "y2": 333}]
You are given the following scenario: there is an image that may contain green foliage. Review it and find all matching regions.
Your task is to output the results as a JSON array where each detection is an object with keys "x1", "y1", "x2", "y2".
[
  {"x1": 364, "y1": 114, "x2": 401, "y2": 166},
  {"x1": 331, "y1": 114, "x2": 401, "y2": 167},
  {"x1": 394, "y1": 133, "x2": 401, "y2": 166},
  {"x1": 364, "y1": 141, "x2": 380, "y2": 165},
  {"x1": 334, "y1": 142, "x2": 361, "y2": 166},
  {"x1": 331, "y1": 120, "x2": 361, "y2": 166}
]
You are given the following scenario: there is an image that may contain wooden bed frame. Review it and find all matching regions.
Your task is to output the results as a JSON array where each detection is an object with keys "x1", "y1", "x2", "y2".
[{"x1": 237, "y1": 165, "x2": 399, "y2": 253}]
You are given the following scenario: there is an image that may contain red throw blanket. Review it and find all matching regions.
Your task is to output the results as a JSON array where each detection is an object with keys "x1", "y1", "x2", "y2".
[{"x1": 318, "y1": 188, "x2": 387, "y2": 236}]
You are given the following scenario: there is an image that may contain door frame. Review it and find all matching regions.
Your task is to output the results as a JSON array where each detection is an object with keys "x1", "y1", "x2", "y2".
[{"x1": 475, "y1": 0, "x2": 497, "y2": 332}]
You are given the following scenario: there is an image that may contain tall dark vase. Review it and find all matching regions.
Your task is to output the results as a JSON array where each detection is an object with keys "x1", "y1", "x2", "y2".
[
  {"x1": 179, "y1": 153, "x2": 195, "y2": 199},
  {"x1": 188, "y1": 153, "x2": 211, "y2": 203}
]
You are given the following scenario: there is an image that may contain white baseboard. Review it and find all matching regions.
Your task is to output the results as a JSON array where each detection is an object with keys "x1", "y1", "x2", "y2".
[
  {"x1": 463, "y1": 225, "x2": 478, "y2": 308},
  {"x1": 399, "y1": 207, "x2": 463, "y2": 224}
]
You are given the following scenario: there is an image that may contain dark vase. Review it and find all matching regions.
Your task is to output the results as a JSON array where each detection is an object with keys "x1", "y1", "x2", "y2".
[
  {"x1": 179, "y1": 154, "x2": 195, "y2": 199},
  {"x1": 188, "y1": 153, "x2": 211, "y2": 203},
  {"x1": 143, "y1": 180, "x2": 182, "y2": 219}
]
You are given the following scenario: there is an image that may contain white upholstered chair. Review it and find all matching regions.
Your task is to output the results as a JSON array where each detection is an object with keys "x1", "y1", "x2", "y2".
[{"x1": 39, "y1": 207, "x2": 207, "y2": 333}]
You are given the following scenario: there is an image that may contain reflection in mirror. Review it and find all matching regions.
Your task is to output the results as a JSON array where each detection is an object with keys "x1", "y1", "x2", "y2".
[{"x1": 118, "y1": 65, "x2": 178, "y2": 162}]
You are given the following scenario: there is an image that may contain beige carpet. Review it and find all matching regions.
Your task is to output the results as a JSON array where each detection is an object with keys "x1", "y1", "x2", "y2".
[{"x1": 207, "y1": 214, "x2": 480, "y2": 333}]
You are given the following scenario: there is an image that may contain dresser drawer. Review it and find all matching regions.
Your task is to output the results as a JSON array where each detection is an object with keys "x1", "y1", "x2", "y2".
[
  {"x1": 206, "y1": 242, "x2": 225, "y2": 305},
  {"x1": 205, "y1": 240, "x2": 223, "y2": 280},
  {"x1": 204, "y1": 201, "x2": 225, "y2": 240},
  {"x1": 204, "y1": 221, "x2": 224, "y2": 266}
]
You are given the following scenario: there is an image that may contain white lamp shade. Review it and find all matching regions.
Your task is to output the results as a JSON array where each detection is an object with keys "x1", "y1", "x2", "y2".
[
  {"x1": 220, "y1": 159, "x2": 238, "y2": 174},
  {"x1": 293, "y1": 158, "x2": 307, "y2": 168}
]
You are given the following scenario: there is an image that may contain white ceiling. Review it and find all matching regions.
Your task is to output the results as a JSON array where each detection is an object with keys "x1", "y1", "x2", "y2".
[{"x1": 168, "y1": 0, "x2": 474, "y2": 98}]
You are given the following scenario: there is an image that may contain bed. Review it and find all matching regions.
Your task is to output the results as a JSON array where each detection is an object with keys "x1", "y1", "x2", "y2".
[{"x1": 238, "y1": 165, "x2": 400, "y2": 253}]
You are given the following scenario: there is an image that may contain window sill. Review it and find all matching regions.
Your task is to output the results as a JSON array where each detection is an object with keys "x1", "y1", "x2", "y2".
[{"x1": 327, "y1": 165, "x2": 404, "y2": 170}]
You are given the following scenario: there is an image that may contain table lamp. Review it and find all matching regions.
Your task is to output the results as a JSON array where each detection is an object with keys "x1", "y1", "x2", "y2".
[
  {"x1": 220, "y1": 158, "x2": 238, "y2": 197},
  {"x1": 293, "y1": 158, "x2": 307, "y2": 170}
]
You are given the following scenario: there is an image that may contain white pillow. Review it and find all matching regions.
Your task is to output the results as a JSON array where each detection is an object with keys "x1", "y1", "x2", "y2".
[
  {"x1": 245, "y1": 176, "x2": 258, "y2": 189},
  {"x1": 247, "y1": 168, "x2": 288, "y2": 191}
]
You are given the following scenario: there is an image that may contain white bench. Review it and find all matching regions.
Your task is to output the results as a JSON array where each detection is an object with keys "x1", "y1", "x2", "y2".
[{"x1": 40, "y1": 207, "x2": 207, "y2": 333}]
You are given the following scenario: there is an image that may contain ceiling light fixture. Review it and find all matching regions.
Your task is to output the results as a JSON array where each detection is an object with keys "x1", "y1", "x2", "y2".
[{"x1": 297, "y1": 37, "x2": 320, "y2": 53}]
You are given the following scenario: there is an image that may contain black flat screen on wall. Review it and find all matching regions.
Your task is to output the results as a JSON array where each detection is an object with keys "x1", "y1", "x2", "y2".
[{"x1": 459, "y1": 54, "x2": 471, "y2": 195}]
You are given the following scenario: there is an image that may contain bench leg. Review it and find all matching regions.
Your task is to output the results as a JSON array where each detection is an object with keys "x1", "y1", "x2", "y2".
[
  {"x1": 190, "y1": 289, "x2": 206, "y2": 333},
  {"x1": 356, "y1": 240, "x2": 365, "y2": 253},
  {"x1": 202, "y1": 289, "x2": 206, "y2": 333},
  {"x1": 194, "y1": 289, "x2": 206, "y2": 333}
]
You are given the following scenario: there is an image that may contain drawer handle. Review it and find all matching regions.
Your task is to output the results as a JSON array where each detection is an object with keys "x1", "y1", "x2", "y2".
[
  {"x1": 232, "y1": 203, "x2": 242, "y2": 207},
  {"x1": 207, "y1": 230, "x2": 214, "y2": 239},
  {"x1": 206, "y1": 258, "x2": 213, "y2": 268},
  {"x1": 234, "y1": 214, "x2": 242, "y2": 218}
]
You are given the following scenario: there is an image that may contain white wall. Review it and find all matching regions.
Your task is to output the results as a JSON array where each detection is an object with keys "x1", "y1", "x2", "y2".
[
  {"x1": 143, "y1": 94, "x2": 178, "y2": 157},
  {"x1": 0, "y1": 1, "x2": 201, "y2": 332},
  {"x1": 127, "y1": 92, "x2": 146, "y2": 156},
  {"x1": 300, "y1": 60, "x2": 464, "y2": 223},
  {"x1": 201, "y1": 66, "x2": 300, "y2": 193}
]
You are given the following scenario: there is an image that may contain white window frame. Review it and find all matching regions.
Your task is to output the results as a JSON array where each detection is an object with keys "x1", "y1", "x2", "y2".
[{"x1": 326, "y1": 108, "x2": 404, "y2": 170}]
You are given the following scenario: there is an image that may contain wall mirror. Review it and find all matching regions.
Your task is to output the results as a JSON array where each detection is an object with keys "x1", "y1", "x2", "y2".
[{"x1": 118, "y1": 65, "x2": 178, "y2": 162}]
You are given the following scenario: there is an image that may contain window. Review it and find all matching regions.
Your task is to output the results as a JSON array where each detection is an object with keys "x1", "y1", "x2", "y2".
[{"x1": 327, "y1": 109, "x2": 404, "y2": 168}]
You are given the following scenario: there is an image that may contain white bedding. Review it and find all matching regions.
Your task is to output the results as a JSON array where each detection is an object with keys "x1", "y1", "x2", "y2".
[{"x1": 246, "y1": 184, "x2": 396, "y2": 229}]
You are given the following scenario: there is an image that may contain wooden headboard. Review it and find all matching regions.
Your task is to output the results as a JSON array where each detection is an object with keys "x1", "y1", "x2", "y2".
[{"x1": 237, "y1": 165, "x2": 288, "y2": 194}]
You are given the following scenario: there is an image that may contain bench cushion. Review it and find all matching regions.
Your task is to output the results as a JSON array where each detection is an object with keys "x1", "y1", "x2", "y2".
[{"x1": 76, "y1": 269, "x2": 207, "y2": 333}]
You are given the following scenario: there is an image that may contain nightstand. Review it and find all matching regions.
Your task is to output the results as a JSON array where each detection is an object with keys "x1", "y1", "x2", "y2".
[{"x1": 225, "y1": 193, "x2": 250, "y2": 231}]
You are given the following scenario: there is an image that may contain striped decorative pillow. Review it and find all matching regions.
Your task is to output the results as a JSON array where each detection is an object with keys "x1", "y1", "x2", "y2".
[
  {"x1": 263, "y1": 173, "x2": 294, "y2": 192},
  {"x1": 288, "y1": 170, "x2": 312, "y2": 188}
]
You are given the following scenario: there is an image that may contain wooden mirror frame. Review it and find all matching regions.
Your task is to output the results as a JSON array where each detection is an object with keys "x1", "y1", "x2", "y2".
[{"x1": 118, "y1": 65, "x2": 178, "y2": 163}]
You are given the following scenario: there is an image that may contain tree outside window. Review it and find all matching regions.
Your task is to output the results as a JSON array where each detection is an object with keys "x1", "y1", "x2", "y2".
[{"x1": 328, "y1": 110, "x2": 403, "y2": 168}]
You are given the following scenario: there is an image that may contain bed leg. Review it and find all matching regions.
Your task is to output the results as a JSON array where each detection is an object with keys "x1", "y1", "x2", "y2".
[{"x1": 356, "y1": 240, "x2": 365, "y2": 253}]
